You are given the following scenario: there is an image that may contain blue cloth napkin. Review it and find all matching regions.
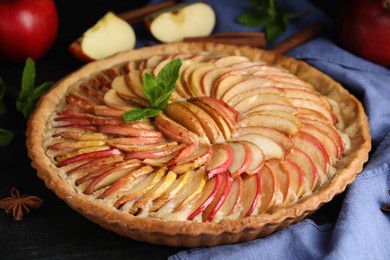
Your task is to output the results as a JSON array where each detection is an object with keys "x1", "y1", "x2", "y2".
[{"x1": 144, "y1": 0, "x2": 390, "y2": 258}]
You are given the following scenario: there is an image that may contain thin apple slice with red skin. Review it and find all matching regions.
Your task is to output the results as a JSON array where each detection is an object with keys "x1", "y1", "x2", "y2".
[
  {"x1": 94, "y1": 105, "x2": 125, "y2": 118},
  {"x1": 206, "y1": 143, "x2": 234, "y2": 179},
  {"x1": 49, "y1": 140, "x2": 107, "y2": 151},
  {"x1": 301, "y1": 123, "x2": 340, "y2": 161},
  {"x1": 240, "y1": 171, "x2": 261, "y2": 217},
  {"x1": 291, "y1": 132, "x2": 331, "y2": 177},
  {"x1": 150, "y1": 170, "x2": 192, "y2": 212},
  {"x1": 267, "y1": 160, "x2": 295, "y2": 205},
  {"x1": 57, "y1": 148, "x2": 123, "y2": 167},
  {"x1": 164, "y1": 102, "x2": 209, "y2": 144},
  {"x1": 243, "y1": 141, "x2": 265, "y2": 175},
  {"x1": 219, "y1": 175, "x2": 243, "y2": 219},
  {"x1": 155, "y1": 113, "x2": 199, "y2": 145},
  {"x1": 113, "y1": 167, "x2": 166, "y2": 208},
  {"x1": 125, "y1": 143, "x2": 185, "y2": 160},
  {"x1": 97, "y1": 165, "x2": 157, "y2": 199},
  {"x1": 226, "y1": 87, "x2": 283, "y2": 108},
  {"x1": 181, "y1": 62, "x2": 210, "y2": 97},
  {"x1": 107, "y1": 136, "x2": 164, "y2": 146},
  {"x1": 55, "y1": 124, "x2": 97, "y2": 131},
  {"x1": 98, "y1": 125, "x2": 163, "y2": 138},
  {"x1": 170, "y1": 145, "x2": 212, "y2": 174},
  {"x1": 286, "y1": 147, "x2": 319, "y2": 191},
  {"x1": 103, "y1": 89, "x2": 135, "y2": 111},
  {"x1": 124, "y1": 70, "x2": 146, "y2": 100},
  {"x1": 201, "y1": 67, "x2": 231, "y2": 98},
  {"x1": 227, "y1": 141, "x2": 251, "y2": 178},
  {"x1": 203, "y1": 172, "x2": 233, "y2": 222},
  {"x1": 66, "y1": 154, "x2": 124, "y2": 175},
  {"x1": 130, "y1": 170, "x2": 177, "y2": 215},
  {"x1": 239, "y1": 133, "x2": 285, "y2": 160},
  {"x1": 282, "y1": 88, "x2": 332, "y2": 110},
  {"x1": 300, "y1": 118, "x2": 345, "y2": 154},
  {"x1": 164, "y1": 143, "x2": 197, "y2": 166},
  {"x1": 214, "y1": 55, "x2": 250, "y2": 67},
  {"x1": 84, "y1": 161, "x2": 149, "y2": 196},
  {"x1": 53, "y1": 131, "x2": 108, "y2": 141},
  {"x1": 190, "y1": 100, "x2": 232, "y2": 140},
  {"x1": 222, "y1": 78, "x2": 275, "y2": 104},
  {"x1": 188, "y1": 63, "x2": 216, "y2": 96},
  {"x1": 112, "y1": 141, "x2": 177, "y2": 153},
  {"x1": 237, "y1": 126, "x2": 294, "y2": 153},
  {"x1": 55, "y1": 116, "x2": 91, "y2": 126},
  {"x1": 246, "y1": 103, "x2": 298, "y2": 115},
  {"x1": 239, "y1": 114, "x2": 299, "y2": 136},
  {"x1": 257, "y1": 163, "x2": 279, "y2": 213},
  {"x1": 187, "y1": 174, "x2": 223, "y2": 221},
  {"x1": 290, "y1": 98, "x2": 337, "y2": 124},
  {"x1": 66, "y1": 91, "x2": 97, "y2": 112},
  {"x1": 212, "y1": 74, "x2": 246, "y2": 100},
  {"x1": 180, "y1": 101, "x2": 224, "y2": 144},
  {"x1": 281, "y1": 159, "x2": 307, "y2": 198},
  {"x1": 248, "y1": 111, "x2": 302, "y2": 130},
  {"x1": 234, "y1": 93, "x2": 292, "y2": 114},
  {"x1": 194, "y1": 96, "x2": 240, "y2": 127},
  {"x1": 296, "y1": 107, "x2": 331, "y2": 124}
]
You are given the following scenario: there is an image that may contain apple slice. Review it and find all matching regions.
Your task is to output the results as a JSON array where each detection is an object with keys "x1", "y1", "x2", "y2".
[
  {"x1": 218, "y1": 176, "x2": 243, "y2": 220},
  {"x1": 214, "y1": 55, "x2": 250, "y2": 67},
  {"x1": 56, "y1": 147, "x2": 122, "y2": 167},
  {"x1": 227, "y1": 87, "x2": 283, "y2": 108},
  {"x1": 290, "y1": 98, "x2": 337, "y2": 124},
  {"x1": 164, "y1": 102, "x2": 209, "y2": 144},
  {"x1": 281, "y1": 159, "x2": 308, "y2": 198},
  {"x1": 180, "y1": 101, "x2": 224, "y2": 144},
  {"x1": 227, "y1": 141, "x2": 251, "y2": 178},
  {"x1": 195, "y1": 96, "x2": 240, "y2": 127},
  {"x1": 155, "y1": 113, "x2": 199, "y2": 145},
  {"x1": 125, "y1": 143, "x2": 185, "y2": 160},
  {"x1": 190, "y1": 100, "x2": 232, "y2": 140},
  {"x1": 249, "y1": 110, "x2": 302, "y2": 128},
  {"x1": 203, "y1": 172, "x2": 233, "y2": 222},
  {"x1": 286, "y1": 147, "x2": 319, "y2": 192},
  {"x1": 234, "y1": 93, "x2": 292, "y2": 114},
  {"x1": 66, "y1": 154, "x2": 124, "y2": 175},
  {"x1": 103, "y1": 89, "x2": 134, "y2": 111},
  {"x1": 113, "y1": 167, "x2": 166, "y2": 208},
  {"x1": 130, "y1": 170, "x2": 177, "y2": 215},
  {"x1": 187, "y1": 174, "x2": 223, "y2": 221},
  {"x1": 149, "y1": 170, "x2": 192, "y2": 212},
  {"x1": 240, "y1": 171, "x2": 261, "y2": 217},
  {"x1": 145, "y1": 2, "x2": 216, "y2": 43},
  {"x1": 98, "y1": 125, "x2": 163, "y2": 138},
  {"x1": 237, "y1": 126, "x2": 294, "y2": 152},
  {"x1": 94, "y1": 106, "x2": 125, "y2": 118},
  {"x1": 291, "y1": 132, "x2": 331, "y2": 177},
  {"x1": 282, "y1": 88, "x2": 331, "y2": 109},
  {"x1": 212, "y1": 74, "x2": 246, "y2": 100},
  {"x1": 49, "y1": 140, "x2": 107, "y2": 151},
  {"x1": 245, "y1": 103, "x2": 298, "y2": 115},
  {"x1": 187, "y1": 63, "x2": 216, "y2": 96},
  {"x1": 170, "y1": 144, "x2": 212, "y2": 174},
  {"x1": 239, "y1": 133, "x2": 285, "y2": 160},
  {"x1": 206, "y1": 143, "x2": 234, "y2": 178},
  {"x1": 239, "y1": 114, "x2": 299, "y2": 136},
  {"x1": 243, "y1": 141, "x2": 265, "y2": 175},
  {"x1": 201, "y1": 67, "x2": 231, "y2": 97},
  {"x1": 69, "y1": 12, "x2": 136, "y2": 62},
  {"x1": 257, "y1": 164, "x2": 279, "y2": 213},
  {"x1": 267, "y1": 160, "x2": 295, "y2": 205},
  {"x1": 124, "y1": 70, "x2": 146, "y2": 100}
]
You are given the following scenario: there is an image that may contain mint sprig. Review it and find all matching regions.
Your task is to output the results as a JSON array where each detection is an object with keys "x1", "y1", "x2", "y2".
[
  {"x1": 238, "y1": 0, "x2": 303, "y2": 42},
  {"x1": 123, "y1": 58, "x2": 182, "y2": 122},
  {"x1": 16, "y1": 58, "x2": 53, "y2": 118}
]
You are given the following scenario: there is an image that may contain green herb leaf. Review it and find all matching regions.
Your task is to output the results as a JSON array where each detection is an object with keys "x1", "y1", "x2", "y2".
[
  {"x1": 123, "y1": 58, "x2": 182, "y2": 122},
  {"x1": 0, "y1": 128, "x2": 14, "y2": 147},
  {"x1": 238, "y1": 0, "x2": 303, "y2": 42},
  {"x1": 123, "y1": 108, "x2": 162, "y2": 122},
  {"x1": 16, "y1": 58, "x2": 53, "y2": 118}
]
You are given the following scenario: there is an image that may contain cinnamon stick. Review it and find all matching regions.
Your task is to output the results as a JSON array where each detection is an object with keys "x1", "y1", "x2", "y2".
[
  {"x1": 117, "y1": 0, "x2": 177, "y2": 24},
  {"x1": 184, "y1": 32, "x2": 266, "y2": 49},
  {"x1": 271, "y1": 22, "x2": 326, "y2": 54}
]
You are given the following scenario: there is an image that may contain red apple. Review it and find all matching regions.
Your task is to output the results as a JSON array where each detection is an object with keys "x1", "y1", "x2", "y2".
[
  {"x1": 0, "y1": 0, "x2": 58, "y2": 62},
  {"x1": 337, "y1": 0, "x2": 390, "y2": 67}
]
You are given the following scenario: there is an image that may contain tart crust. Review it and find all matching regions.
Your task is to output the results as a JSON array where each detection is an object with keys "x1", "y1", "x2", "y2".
[{"x1": 26, "y1": 42, "x2": 371, "y2": 247}]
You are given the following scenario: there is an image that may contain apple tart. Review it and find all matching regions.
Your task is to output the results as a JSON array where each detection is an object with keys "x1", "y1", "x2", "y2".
[{"x1": 27, "y1": 42, "x2": 371, "y2": 247}]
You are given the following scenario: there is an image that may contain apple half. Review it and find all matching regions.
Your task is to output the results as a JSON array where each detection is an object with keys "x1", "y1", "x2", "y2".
[
  {"x1": 69, "y1": 12, "x2": 136, "y2": 62},
  {"x1": 145, "y1": 2, "x2": 216, "y2": 43}
]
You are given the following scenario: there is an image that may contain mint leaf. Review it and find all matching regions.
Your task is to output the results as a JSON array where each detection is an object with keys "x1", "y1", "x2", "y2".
[
  {"x1": 238, "y1": 0, "x2": 303, "y2": 42},
  {"x1": 123, "y1": 58, "x2": 182, "y2": 122},
  {"x1": 0, "y1": 128, "x2": 14, "y2": 146},
  {"x1": 123, "y1": 108, "x2": 162, "y2": 122},
  {"x1": 16, "y1": 58, "x2": 53, "y2": 118}
]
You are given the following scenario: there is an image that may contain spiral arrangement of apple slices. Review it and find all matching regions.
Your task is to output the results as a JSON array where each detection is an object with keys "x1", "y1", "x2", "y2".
[{"x1": 46, "y1": 53, "x2": 350, "y2": 223}]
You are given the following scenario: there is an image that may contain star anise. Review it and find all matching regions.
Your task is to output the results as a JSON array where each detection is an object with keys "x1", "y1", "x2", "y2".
[
  {"x1": 381, "y1": 190, "x2": 390, "y2": 213},
  {"x1": 0, "y1": 187, "x2": 43, "y2": 221}
]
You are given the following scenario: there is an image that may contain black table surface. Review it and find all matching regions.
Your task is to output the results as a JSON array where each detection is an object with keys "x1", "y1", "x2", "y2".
[{"x1": 0, "y1": 1, "x2": 343, "y2": 259}]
